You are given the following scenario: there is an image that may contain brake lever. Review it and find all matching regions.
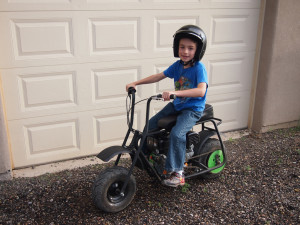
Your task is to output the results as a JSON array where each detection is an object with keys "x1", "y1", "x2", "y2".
[{"x1": 151, "y1": 95, "x2": 164, "y2": 101}]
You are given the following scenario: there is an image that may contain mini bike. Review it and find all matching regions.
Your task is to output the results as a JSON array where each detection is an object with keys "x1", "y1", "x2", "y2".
[{"x1": 92, "y1": 87, "x2": 227, "y2": 213}]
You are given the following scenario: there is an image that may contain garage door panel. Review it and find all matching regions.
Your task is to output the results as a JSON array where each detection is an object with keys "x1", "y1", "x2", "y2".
[
  {"x1": 84, "y1": 11, "x2": 147, "y2": 62},
  {"x1": 0, "y1": 9, "x2": 260, "y2": 68},
  {"x1": 92, "y1": 67, "x2": 139, "y2": 100},
  {"x1": 0, "y1": 0, "x2": 72, "y2": 11},
  {"x1": 203, "y1": 51, "x2": 255, "y2": 95},
  {"x1": 94, "y1": 114, "x2": 129, "y2": 144},
  {"x1": 204, "y1": 0, "x2": 260, "y2": 9},
  {"x1": 11, "y1": 18, "x2": 74, "y2": 60},
  {"x1": 93, "y1": 112, "x2": 138, "y2": 146},
  {"x1": 1, "y1": 60, "x2": 145, "y2": 120},
  {"x1": 1, "y1": 66, "x2": 82, "y2": 120},
  {"x1": 0, "y1": 0, "x2": 261, "y2": 11},
  {"x1": 9, "y1": 114, "x2": 85, "y2": 168},
  {"x1": 200, "y1": 9, "x2": 260, "y2": 54},
  {"x1": 207, "y1": 91, "x2": 251, "y2": 131},
  {"x1": 151, "y1": 9, "x2": 260, "y2": 56},
  {"x1": 154, "y1": 17, "x2": 198, "y2": 51},
  {"x1": 19, "y1": 71, "x2": 77, "y2": 110},
  {"x1": 90, "y1": 66, "x2": 142, "y2": 110},
  {"x1": 0, "y1": 12, "x2": 80, "y2": 68},
  {"x1": 153, "y1": 0, "x2": 260, "y2": 9},
  {"x1": 88, "y1": 18, "x2": 140, "y2": 55},
  {"x1": 89, "y1": 61, "x2": 146, "y2": 110},
  {"x1": 0, "y1": 11, "x2": 145, "y2": 68},
  {"x1": 91, "y1": 106, "x2": 143, "y2": 154},
  {"x1": 24, "y1": 119, "x2": 80, "y2": 155},
  {"x1": 9, "y1": 106, "x2": 140, "y2": 167}
]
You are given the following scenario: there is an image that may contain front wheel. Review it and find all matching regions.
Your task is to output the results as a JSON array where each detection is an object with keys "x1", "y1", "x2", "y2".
[
  {"x1": 194, "y1": 138, "x2": 226, "y2": 179},
  {"x1": 92, "y1": 166, "x2": 136, "y2": 213}
]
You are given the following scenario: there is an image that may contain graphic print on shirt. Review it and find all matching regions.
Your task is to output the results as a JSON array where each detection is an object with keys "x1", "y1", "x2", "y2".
[{"x1": 174, "y1": 76, "x2": 193, "y2": 104}]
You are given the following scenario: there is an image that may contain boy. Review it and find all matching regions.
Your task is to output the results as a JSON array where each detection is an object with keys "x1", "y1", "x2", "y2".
[{"x1": 126, "y1": 25, "x2": 208, "y2": 187}]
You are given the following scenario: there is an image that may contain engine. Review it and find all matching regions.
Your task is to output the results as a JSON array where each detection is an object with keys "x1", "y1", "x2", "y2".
[
  {"x1": 145, "y1": 131, "x2": 200, "y2": 175},
  {"x1": 146, "y1": 135, "x2": 169, "y2": 155},
  {"x1": 186, "y1": 131, "x2": 200, "y2": 160}
]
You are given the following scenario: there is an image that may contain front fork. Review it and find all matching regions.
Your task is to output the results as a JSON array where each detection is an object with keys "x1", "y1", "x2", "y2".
[{"x1": 117, "y1": 130, "x2": 163, "y2": 196}]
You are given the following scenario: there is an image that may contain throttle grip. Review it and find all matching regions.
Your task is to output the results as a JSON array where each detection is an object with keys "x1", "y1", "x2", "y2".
[
  {"x1": 156, "y1": 94, "x2": 176, "y2": 99},
  {"x1": 128, "y1": 87, "x2": 136, "y2": 94}
]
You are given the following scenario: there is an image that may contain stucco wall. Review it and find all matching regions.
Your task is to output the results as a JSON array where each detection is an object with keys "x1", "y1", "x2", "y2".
[{"x1": 252, "y1": 0, "x2": 300, "y2": 132}]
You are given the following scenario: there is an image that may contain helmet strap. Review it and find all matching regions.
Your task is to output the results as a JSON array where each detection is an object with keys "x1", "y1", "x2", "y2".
[{"x1": 180, "y1": 59, "x2": 195, "y2": 67}]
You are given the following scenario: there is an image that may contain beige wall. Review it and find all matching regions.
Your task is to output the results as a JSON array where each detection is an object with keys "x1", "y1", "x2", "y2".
[{"x1": 252, "y1": 0, "x2": 300, "y2": 132}]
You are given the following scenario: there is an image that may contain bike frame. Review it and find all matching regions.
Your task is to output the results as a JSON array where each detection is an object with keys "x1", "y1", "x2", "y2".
[{"x1": 110, "y1": 88, "x2": 226, "y2": 196}]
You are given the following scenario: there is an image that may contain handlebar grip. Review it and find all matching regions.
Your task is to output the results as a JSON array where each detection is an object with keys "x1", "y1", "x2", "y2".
[
  {"x1": 170, "y1": 94, "x2": 176, "y2": 100},
  {"x1": 128, "y1": 87, "x2": 136, "y2": 94},
  {"x1": 156, "y1": 94, "x2": 176, "y2": 99}
]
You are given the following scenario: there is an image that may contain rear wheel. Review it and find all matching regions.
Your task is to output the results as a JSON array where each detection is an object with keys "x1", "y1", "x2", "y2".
[
  {"x1": 195, "y1": 138, "x2": 226, "y2": 179},
  {"x1": 92, "y1": 166, "x2": 136, "y2": 213}
]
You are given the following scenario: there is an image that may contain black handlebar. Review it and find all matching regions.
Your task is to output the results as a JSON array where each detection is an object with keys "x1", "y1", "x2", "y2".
[
  {"x1": 156, "y1": 94, "x2": 176, "y2": 100},
  {"x1": 127, "y1": 88, "x2": 176, "y2": 100},
  {"x1": 125, "y1": 89, "x2": 176, "y2": 139},
  {"x1": 127, "y1": 87, "x2": 136, "y2": 95}
]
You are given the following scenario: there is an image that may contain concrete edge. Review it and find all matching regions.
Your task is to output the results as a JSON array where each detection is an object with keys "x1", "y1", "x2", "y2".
[
  {"x1": 12, "y1": 156, "x2": 104, "y2": 178},
  {"x1": 0, "y1": 171, "x2": 12, "y2": 181},
  {"x1": 260, "y1": 120, "x2": 299, "y2": 133}
]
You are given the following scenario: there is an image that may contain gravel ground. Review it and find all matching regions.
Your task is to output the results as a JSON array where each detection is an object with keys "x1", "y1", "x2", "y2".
[{"x1": 1, "y1": 127, "x2": 299, "y2": 224}]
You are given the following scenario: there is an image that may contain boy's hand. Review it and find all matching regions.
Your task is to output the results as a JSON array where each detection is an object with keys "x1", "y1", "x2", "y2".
[
  {"x1": 126, "y1": 83, "x2": 136, "y2": 92},
  {"x1": 162, "y1": 91, "x2": 175, "y2": 101}
]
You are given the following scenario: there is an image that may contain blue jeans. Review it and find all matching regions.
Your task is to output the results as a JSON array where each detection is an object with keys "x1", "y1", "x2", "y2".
[{"x1": 148, "y1": 103, "x2": 203, "y2": 172}]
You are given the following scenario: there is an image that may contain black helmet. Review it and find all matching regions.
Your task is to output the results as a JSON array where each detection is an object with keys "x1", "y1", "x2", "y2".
[{"x1": 173, "y1": 25, "x2": 207, "y2": 61}]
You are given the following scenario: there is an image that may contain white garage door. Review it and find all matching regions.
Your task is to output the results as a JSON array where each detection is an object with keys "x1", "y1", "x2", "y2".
[{"x1": 0, "y1": 0, "x2": 261, "y2": 168}]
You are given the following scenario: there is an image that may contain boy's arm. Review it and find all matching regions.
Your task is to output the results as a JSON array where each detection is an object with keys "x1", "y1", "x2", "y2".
[
  {"x1": 162, "y1": 82, "x2": 207, "y2": 100},
  {"x1": 126, "y1": 72, "x2": 166, "y2": 92}
]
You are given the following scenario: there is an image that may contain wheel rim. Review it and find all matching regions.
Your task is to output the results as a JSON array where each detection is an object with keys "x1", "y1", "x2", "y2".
[
  {"x1": 207, "y1": 150, "x2": 225, "y2": 174},
  {"x1": 107, "y1": 181, "x2": 126, "y2": 203}
]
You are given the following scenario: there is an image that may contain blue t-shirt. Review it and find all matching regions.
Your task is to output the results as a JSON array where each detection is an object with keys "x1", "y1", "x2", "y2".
[{"x1": 163, "y1": 60, "x2": 208, "y2": 112}]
